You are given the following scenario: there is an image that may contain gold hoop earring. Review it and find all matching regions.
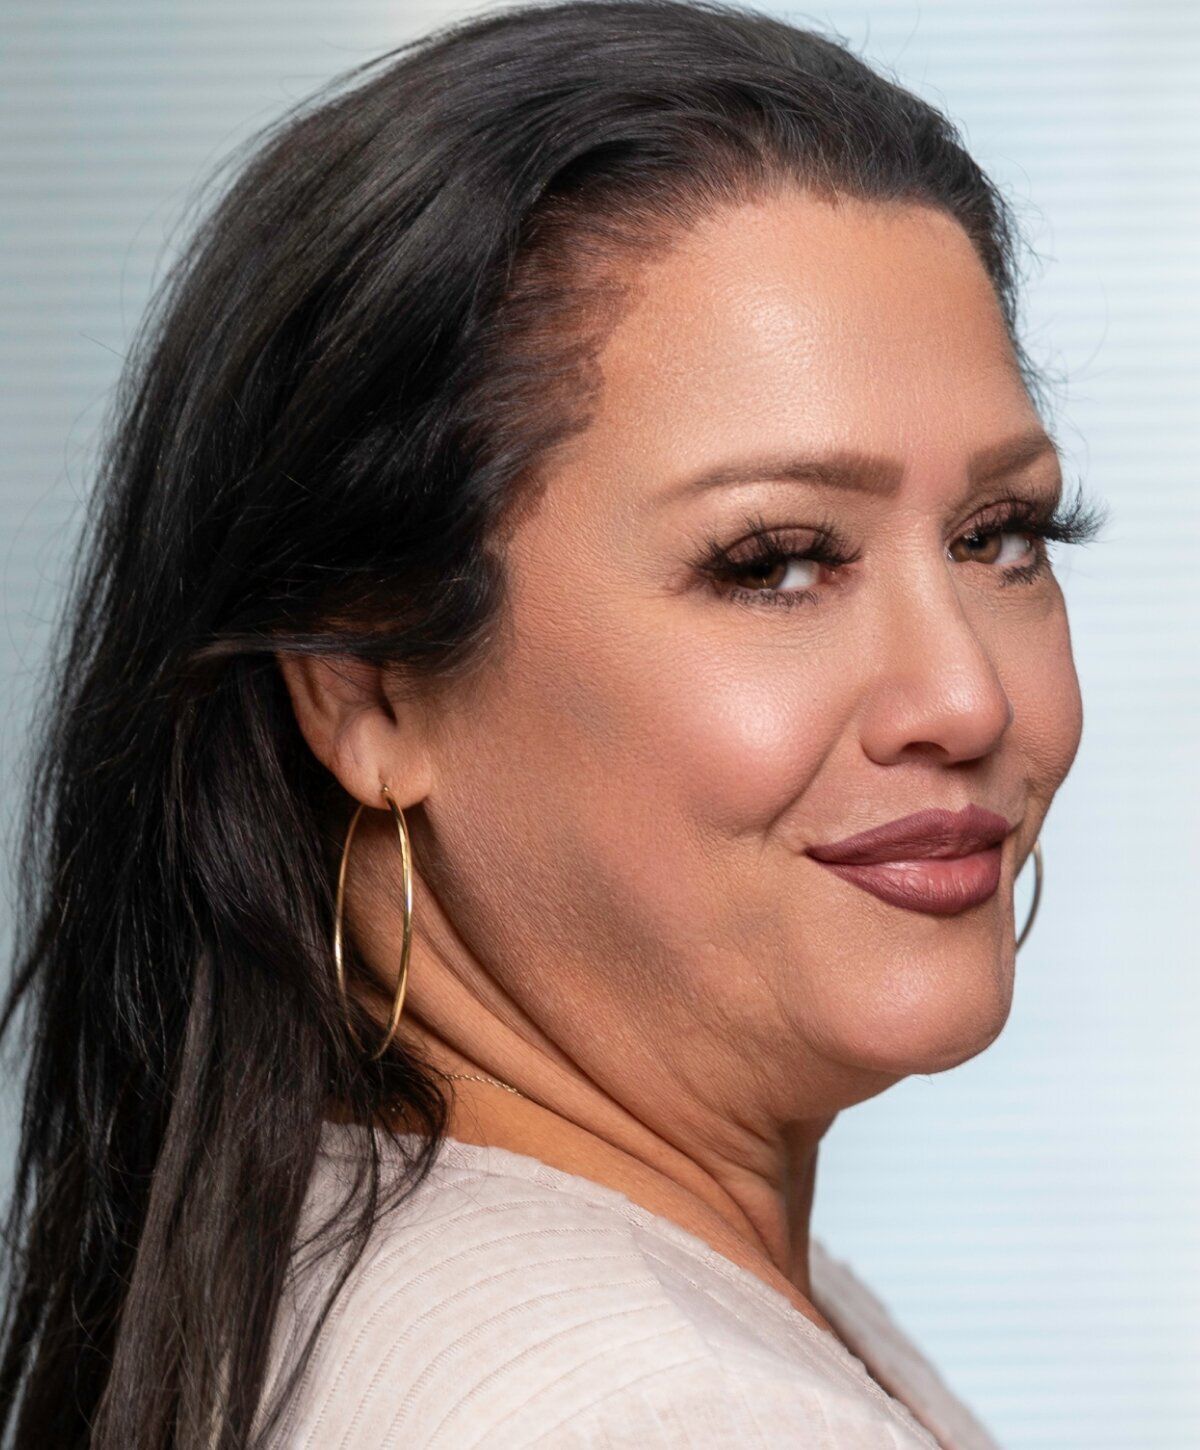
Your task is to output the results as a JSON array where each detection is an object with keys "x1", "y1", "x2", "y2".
[
  {"x1": 332, "y1": 783, "x2": 413, "y2": 1061},
  {"x1": 1014, "y1": 837, "x2": 1042, "y2": 953}
]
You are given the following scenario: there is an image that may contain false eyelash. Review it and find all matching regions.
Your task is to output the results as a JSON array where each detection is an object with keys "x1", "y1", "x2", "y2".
[
  {"x1": 968, "y1": 481, "x2": 1110, "y2": 552},
  {"x1": 695, "y1": 508, "x2": 859, "y2": 582}
]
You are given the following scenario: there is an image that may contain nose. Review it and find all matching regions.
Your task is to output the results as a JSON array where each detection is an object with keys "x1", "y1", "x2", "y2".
[{"x1": 857, "y1": 567, "x2": 1014, "y2": 767}]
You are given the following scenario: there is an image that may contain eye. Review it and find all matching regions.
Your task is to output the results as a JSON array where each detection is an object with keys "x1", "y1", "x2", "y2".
[
  {"x1": 726, "y1": 553, "x2": 823, "y2": 595},
  {"x1": 946, "y1": 498, "x2": 1084, "y2": 587},
  {"x1": 695, "y1": 517, "x2": 858, "y2": 611},
  {"x1": 949, "y1": 523, "x2": 1040, "y2": 568}
]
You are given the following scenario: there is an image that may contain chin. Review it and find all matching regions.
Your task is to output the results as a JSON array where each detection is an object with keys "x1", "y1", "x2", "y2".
[{"x1": 830, "y1": 953, "x2": 1015, "y2": 1079}]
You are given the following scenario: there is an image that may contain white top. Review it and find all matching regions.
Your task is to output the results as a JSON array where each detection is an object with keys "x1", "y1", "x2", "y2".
[{"x1": 255, "y1": 1123, "x2": 1002, "y2": 1449}]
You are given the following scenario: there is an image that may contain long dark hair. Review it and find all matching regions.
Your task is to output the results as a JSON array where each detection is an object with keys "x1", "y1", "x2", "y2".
[{"x1": 0, "y1": 2, "x2": 1042, "y2": 1444}]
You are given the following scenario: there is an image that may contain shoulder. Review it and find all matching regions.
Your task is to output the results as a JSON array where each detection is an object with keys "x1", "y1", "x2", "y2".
[{"x1": 256, "y1": 1132, "x2": 925, "y2": 1448}]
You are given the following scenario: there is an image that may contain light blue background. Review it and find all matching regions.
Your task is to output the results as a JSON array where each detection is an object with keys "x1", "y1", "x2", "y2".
[{"x1": 2, "y1": 3, "x2": 1197, "y2": 1446}]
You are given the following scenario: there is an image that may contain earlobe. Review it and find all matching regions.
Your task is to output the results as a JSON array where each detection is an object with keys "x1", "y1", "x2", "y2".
[{"x1": 275, "y1": 652, "x2": 432, "y2": 809}]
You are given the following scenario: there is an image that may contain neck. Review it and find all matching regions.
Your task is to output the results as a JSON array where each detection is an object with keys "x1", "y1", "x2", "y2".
[
  {"x1": 380, "y1": 1016, "x2": 837, "y2": 1330},
  {"x1": 337, "y1": 827, "x2": 842, "y2": 1331}
]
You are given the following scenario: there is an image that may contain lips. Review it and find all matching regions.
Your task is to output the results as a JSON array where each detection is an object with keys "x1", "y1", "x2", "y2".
[{"x1": 806, "y1": 805, "x2": 1015, "y2": 915}]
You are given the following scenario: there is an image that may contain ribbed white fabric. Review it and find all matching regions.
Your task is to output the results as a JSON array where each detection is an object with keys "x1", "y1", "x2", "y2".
[{"x1": 254, "y1": 1123, "x2": 1002, "y2": 1448}]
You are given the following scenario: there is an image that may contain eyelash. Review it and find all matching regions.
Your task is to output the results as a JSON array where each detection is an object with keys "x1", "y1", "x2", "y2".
[{"x1": 695, "y1": 485, "x2": 1108, "y2": 611}]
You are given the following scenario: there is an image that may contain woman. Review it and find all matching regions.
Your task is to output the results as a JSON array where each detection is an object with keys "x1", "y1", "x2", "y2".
[{"x1": 0, "y1": 0, "x2": 1109, "y2": 1445}]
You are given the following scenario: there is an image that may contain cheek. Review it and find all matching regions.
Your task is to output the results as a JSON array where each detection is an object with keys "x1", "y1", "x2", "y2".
[
  {"x1": 504, "y1": 579, "x2": 844, "y2": 825},
  {"x1": 635, "y1": 650, "x2": 847, "y2": 832},
  {"x1": 1001, "y1": 600, "x2": 1084, "y2": 792},
  {"x1": 505, "y1": 627, "x2": 842, "y2": 987},
  {"x1": 463, "y1": 608, "x2": 846, "y2": 908}
]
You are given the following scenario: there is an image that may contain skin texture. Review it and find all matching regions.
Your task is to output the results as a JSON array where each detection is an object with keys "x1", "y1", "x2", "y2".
[{"x1": 282, "y1": 188, "x2": 1082, "y2": 1341}]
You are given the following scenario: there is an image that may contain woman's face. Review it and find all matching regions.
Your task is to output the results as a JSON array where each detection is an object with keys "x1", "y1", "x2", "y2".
[{"x1": 416, "y1": 189, "x2": 1081, "y2": 1128}]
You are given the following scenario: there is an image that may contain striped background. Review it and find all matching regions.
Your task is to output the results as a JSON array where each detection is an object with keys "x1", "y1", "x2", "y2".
[{"x1": 2, "y1": 2, "x2": 1197, "y2": 1445}]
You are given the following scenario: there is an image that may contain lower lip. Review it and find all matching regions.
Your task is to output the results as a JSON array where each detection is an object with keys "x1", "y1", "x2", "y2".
[{"x1": 810, "y1": 846, "x2": 1003, "y2": 915}]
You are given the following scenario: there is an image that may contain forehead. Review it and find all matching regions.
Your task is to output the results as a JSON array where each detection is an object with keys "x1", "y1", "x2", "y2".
[{"x1": 560, "y1": 190, "x2": 1038, "y2": 501}]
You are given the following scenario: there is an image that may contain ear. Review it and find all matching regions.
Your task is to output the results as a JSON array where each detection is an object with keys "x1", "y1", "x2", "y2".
[{"x1": 276, "y1": 653, "x2": 434, "y2": 809}]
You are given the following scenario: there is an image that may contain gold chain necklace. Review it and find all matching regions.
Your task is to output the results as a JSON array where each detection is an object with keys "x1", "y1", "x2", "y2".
[{"x1": 442, "y1": 1071, "x2": 528, "y2": 1100}]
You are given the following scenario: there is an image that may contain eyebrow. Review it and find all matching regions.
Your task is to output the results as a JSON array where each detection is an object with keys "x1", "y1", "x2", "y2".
[{"x1": 665, "y1": 428, "x2": 1062, "y2": 502}]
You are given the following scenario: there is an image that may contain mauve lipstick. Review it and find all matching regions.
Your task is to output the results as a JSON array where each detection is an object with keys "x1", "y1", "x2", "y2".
[{"x1": 805, "y1": 805, "x2": 1016, "y2": 916}]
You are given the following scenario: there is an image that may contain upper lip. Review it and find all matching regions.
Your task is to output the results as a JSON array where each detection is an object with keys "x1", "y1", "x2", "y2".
[{"x1": 806, "y1": 804, "x2": 1015, "y2": 864}]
